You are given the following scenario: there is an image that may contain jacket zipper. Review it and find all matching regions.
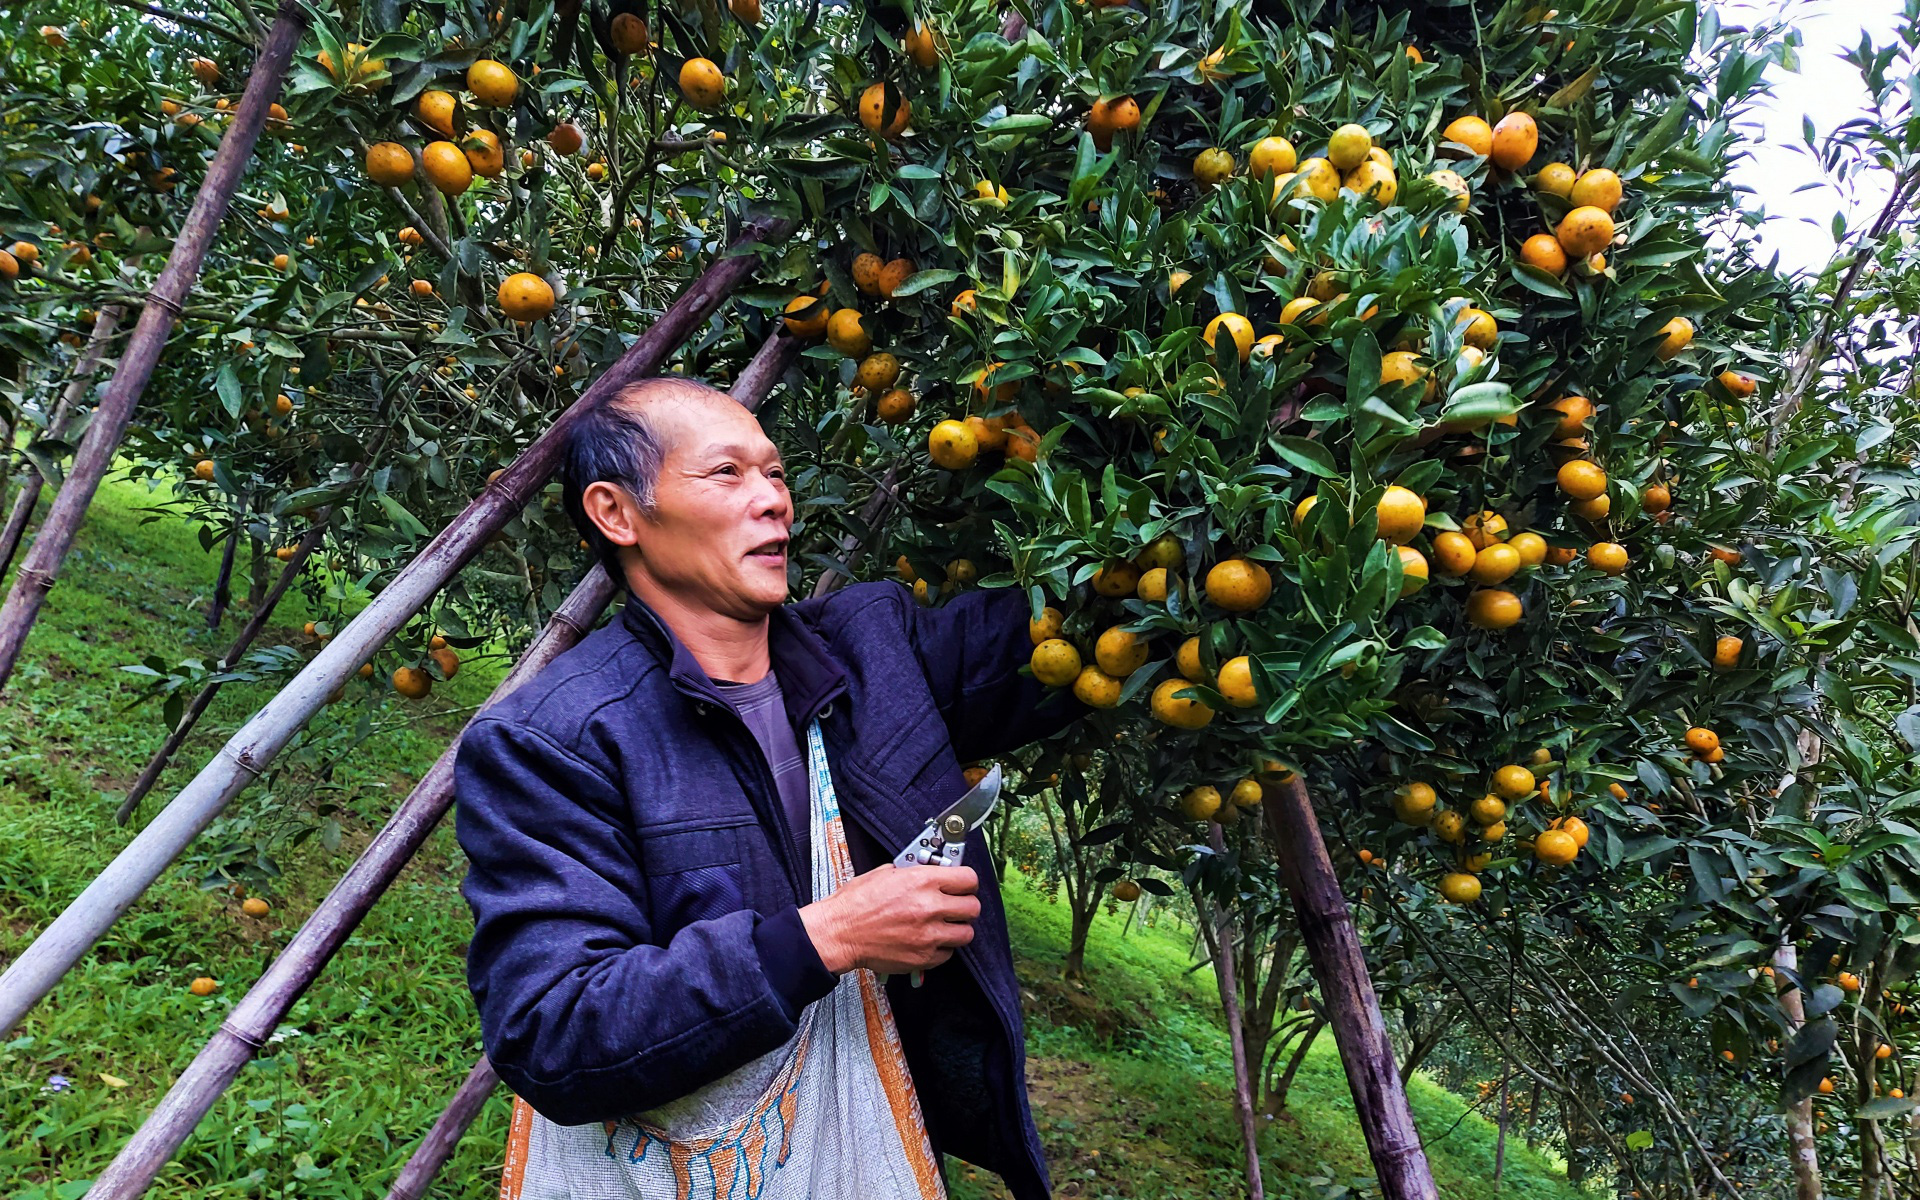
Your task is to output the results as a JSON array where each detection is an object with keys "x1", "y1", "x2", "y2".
[{"x1": 704, "y1": 704, "x2": 807, "y2": 904}]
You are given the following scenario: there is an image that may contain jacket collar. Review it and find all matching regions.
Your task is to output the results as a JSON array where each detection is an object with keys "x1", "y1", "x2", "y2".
[{"x1": 618, "y1": 585, "x2": 848, "y2": 729}]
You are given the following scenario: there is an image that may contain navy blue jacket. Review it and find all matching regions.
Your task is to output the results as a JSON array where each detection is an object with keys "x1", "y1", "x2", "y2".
[{"x1": 453, "y1": 580, "x2": 1080, "y2": 1199}]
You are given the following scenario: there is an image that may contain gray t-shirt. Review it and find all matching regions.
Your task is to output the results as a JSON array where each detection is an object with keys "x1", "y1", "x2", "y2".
[{"x1": 713, "y1": 670, "x2": 812, "y2": 882}]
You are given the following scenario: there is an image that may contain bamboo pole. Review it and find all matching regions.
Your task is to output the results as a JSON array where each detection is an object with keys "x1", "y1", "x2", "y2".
[
  {"x1": 0, "y1": 214, "x2": 794, "y2": 1037},
  {"x1": 1776, "y1": 941, "x2": 1825, "y2": 1200},
  {"x1": 382, "y1": 1057, "x2": 502, "y2": 1200},
  {"x1": 74, "y1": 330, "x2": 802, "y2": 1200},
  {"x1": 0, "y1": 305, "x2": 125, "y2": 582},
  {"x1": 0, "y1": 5, "x2": 308, "y2": 693},
  {"x1": 1262, "y1": 774, "x2": 1438, "y2": 1200},
  {"x1": 1205, "y1": 823, "x2": 1266, "y2": 1200}
]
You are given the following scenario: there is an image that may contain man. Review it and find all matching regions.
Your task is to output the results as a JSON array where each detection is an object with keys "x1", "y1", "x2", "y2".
[{"x1": 454, "y1": 376, "x2": 1078, "y2": 1199}]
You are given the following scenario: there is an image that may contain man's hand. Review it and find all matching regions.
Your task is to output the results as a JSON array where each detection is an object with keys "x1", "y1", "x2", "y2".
[{"x1": 798, "y1": 865, "x2": 980, "y2": 976}]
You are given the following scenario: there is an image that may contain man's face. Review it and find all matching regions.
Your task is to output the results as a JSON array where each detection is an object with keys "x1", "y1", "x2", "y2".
[{"x1": 608, "y1": 390, "x2": 792, "y2": 618}]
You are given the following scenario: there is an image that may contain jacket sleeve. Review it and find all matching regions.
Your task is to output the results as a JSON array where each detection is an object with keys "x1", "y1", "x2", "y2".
[
  {"x1": 454, "y1": 717, "x2": 836, "y2": 1125},
  {"x1": 894, "y1": 583, "x2": 1084, "y2": 763}
]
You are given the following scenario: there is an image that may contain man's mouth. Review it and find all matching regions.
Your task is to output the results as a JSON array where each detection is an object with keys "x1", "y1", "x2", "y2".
[{"x1": 748, "y1": 539, "x2": 788, "y2": 562}]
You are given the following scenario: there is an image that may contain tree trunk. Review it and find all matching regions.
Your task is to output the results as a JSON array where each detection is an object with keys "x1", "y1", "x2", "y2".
[
  {"x1": 0, "y1": 4, "x2": 309, "y2": 694},
  {"x1": 0, "y1": 304, "x2": 125, "y2": 583},
  {"x1": 1261, "y1": 774, "x2": 1439, "y2": 1200},
  {"x1": 205, "y1": 505, "x2": 243, "y2": 630},
  {"x1": 1493, "y1": 1072, "x2": 1509, "y2": 1188},
  {"x1": 1774, "y1": 942, "x2": 1824, "y2": 1200},
  {"x1": 1267, "y1": 1016, "x2": 1325, "y2": 1115},
  {"x1": 1203, "y1": 821, "x2": 1266, "y2": 1200},
  {"x1": 1064, "y1": 898, "x2": 1096, "y2": 979},
  {"x1": 383, "y1": 1057, "x2": 501, "y2": 1200},
  {"x1": 246, "y1": 535, "x2": 268, "y2": 611},
  {"x1": 70, "y1": 336, "x2": 799, "y2": 1200},
  {"x1": 0, "y1": 215, "x2": 795, "y2": 1037}
]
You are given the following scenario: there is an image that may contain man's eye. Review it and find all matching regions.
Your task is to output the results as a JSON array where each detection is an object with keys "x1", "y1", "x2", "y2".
[{"x1": 715, "y1": 464, "x2": 737, "y2": 475}]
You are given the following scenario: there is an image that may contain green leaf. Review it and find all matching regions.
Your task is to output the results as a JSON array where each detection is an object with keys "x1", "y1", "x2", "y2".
[
  {"x1": 1272, "y1": 436, "x2": 1339, "y2": 477},
  {"x1": 888, "y1": 268, "x2": 959, "y2": 298},
  {"x1": 1625, "y1": 1131, "x2": 1655, "y2": 1152},
  {"x1": 1436, "y1": 382, "x2": 1515, "y2": 426},
  {"x1": 215, "y1": 364, "x2": 244, "y2": 419},
  {"x1": 1512, "y1": 262, "x2": 1573, "y2": 299}
]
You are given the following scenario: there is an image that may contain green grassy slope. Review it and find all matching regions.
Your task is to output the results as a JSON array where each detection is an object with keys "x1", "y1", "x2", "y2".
[{"x1": 0, "y1": 473, "x2": 1581, "y2": 1199}]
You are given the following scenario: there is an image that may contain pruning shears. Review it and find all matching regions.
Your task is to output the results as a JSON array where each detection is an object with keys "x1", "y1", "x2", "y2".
[{"x1": 891, "y1": 764, "x2": 1003, "y2": 986}]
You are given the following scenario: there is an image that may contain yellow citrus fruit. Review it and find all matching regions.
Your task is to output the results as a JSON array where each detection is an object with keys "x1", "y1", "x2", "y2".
[
  {"x1": 1344, "y1": 158, "x2": 1398, "y2": 205},
  {"x1": 1091, "y1": 560, "x2": 1141, "y2": 597},
  {"x1": 1470, "y1": 794, "x2": 1508, "y2": 825},
  {"x1": 1521, "y1": 233, "x2": 1569, "y2": 276},
  {"x1": 1491, "y1": 765, "x2": 1535, "y2": 801},
  {"x1": 1087, "y1": 95, "x2": 1141, "y2": 151},
  {"x1": 467, "y1": 59, "x2": 518, "y2": 107},
  {"x1": 189, "y1": 976, "x2": 219, "y2": 996},
  {"x1": 1490, "y1": 111, "x2": 1538, "y2": 171},
  {"x1": 1548, "y1": 395, "x2": 1594, "y2": 439},
  {"x1": 855, "y1": 352, "x2": 900, "y2": 390},
  {"x1": 1326, "y1": 122, "x2": 1373, "y2": 172},
  {"x1": 1072, "y1": 665, "x2": 1123, "y2": 708},
  {"x1": 498, "y1": 272, "x2": 555, "y2": 321},
  {"x1": 1176, "y1": 636, "x2": 1206, "y2": 682},
  {"x1": 1193, "y1": 147, "x2": 1235, "y2": 186},
  {"x1": 416, "y1": 89, "x2": 457, "y2": 136},
  {"x1": 1713, "y1": 634, "x2": 1743, "y2": 671},
  {"x1": 1028, "y1": 605, "x2": 1063, "y2": 644},
  {"x1": 826, "y1": 308, "x2": 872, "y2": 357},
  {"x1": 1571, "y1": 494, "x2": 1611, "y2": 522},
  {"x1": 1394, "y1": 782, "x2": 1438, "y2": 824},
  {"x1": 784, "y1": 295, "x2": 829, "y2": 337},
  {"x1": 928, "y1": 419, "x2": 978, "y2": 470},
  {"x1": 1534, "y1": 829, "x2": 1580, "y2": 866},
  {"x1": 421, "y1": 140, "x2": 473, "y2": 193},
  {"x1": 1295, "y1": 157, "x2": 1340, "y2": 201},
  {"x1": 1427, "y1": 168, "x2": 1470, "y2": 211},
  {"x1": 679, "y1": 58, "x2": 726, "y2": 110},
  {"x1": 1433, "y1": 811, "x2": 1467, "y2": 843},
  {"x1": 1588, "y1": 542, "x2": 1629, "y2": 575},
  {"x1": 1456, "y1": 306, "x2": 1498, "y2": 349},
  {"x1": 1718, "y1": 370, "x2": 1758, "y2": 398},
  {"x1": 1152, "y1": 677, "x2": 1215, "y2": 729},
  {"x1": 904, "y1": 24, "x2": 941, "y2": 68},
  {"x1": 1441, "y1": 115, "x2": 1493, "y2": 157},
  {"x1": 1508, "y1": 531, "x2": 1547, "y2": 567},
  {"x1": 1396, "y1": 546, "x2": 1429, "y2": 597},
  {"x1": 1432, "y1": 531, "x2": 1477, "y2": 577},
  {"x1": 1181, "y1": 785, "x2": 1223, "y2": 821},
  {"x1": 1466, "y1": 589, "x2": 1522, "y2": 630},
  {"x1": 1379, "y1": 351, "x2": 1432, "y2": 398},
  {"x1": 1229, "y1": 778, "x2": 1263, "y2": 808},
  {"x1": 1656, "y1": 316, "x2": 1694, "y2": 360},
  {"x1": 851, "y1": 252, "x2": 885, "y2": 295},
  {"x1": 1205, "y1": 557, "x2": 1272, "y2": 611},
  {"x1": 1217, "y1": 655, "x2": 1258, "y2": 707},
  {"x1": 365, "y1": 141, "x2": 416, "y2": 186},
  {"x1": 1279, "y1": 296, "x2": 1321, "y2": 328},
  {"x1": 875, "y1": 387, "x2": 914, "y2": 424},
  {"x1": 1469, "y1": 543, "x2": 1520, "y2": 585},
  {"x1": 859, "y1": 82, "x2": 910, "y2": 137},
  {"x1": 462, "y1": 128, "x2": 505, "y2": 178},
  {"x1": 1569, "y1": 168, "x2": 1623, "y2": 213},
  {"x1": 1552, "y1": 816, "x2": 1591, "y2": 848},
  {"x1": 1030, "y1": 639, "x2": 1083, "y2": 687},
  {"x1": 1375, "y1": 486, "x2": 1427, "y2": 545},
  {"x1": 1136, "y1": 567, "x2": 1169, "y2": 602},
  {"x1": 393, "y1": 666, "x2": 432, "y2": 699},
  {"x1": 1534, "y1": 161, "x2": 1576, "y2": 198},
  {"x1": 193, "y1": 459, "x2": 216, "y2": 481},
  {"x1": 1556, "y1": 459, "x2": 1608, "y2": 501},
  {"x1": 1555, "y1": 206, "x2": 1615, "y2": 258},
  {"x1": 1135, "y1": 534, "x2": 1185, "y2": 572},
  {"x1": 1205, "y1": 312, "x2": 1255, "y2": 363},
  {"x1": 1249, "y1": 135, "x2": 1298, "y2": 179},
  {"x1": 1094, "y1": 626, "x2": 1150, "y2": 677}
]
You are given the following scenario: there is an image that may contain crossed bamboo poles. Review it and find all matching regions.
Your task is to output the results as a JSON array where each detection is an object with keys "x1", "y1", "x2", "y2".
[{"x1": 0, "y1": 18, "x2": 1438, "y2": 1200}]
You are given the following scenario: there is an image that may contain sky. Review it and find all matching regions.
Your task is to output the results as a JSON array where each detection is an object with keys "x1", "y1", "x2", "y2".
[{"x1": 1719, "y1": 0, "x2": 1907, "y2": 276}]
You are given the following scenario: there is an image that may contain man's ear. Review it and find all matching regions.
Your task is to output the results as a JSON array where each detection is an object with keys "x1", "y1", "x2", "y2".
[{"x1": 581, "y1": 480, "x2": 644, "y2": 557}]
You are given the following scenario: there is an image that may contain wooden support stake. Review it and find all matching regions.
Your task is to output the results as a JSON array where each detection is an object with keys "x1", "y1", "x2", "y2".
[
  {"x1": 1262, "y1": 774, "x2": 1438, "y2": 1200},
  {"x1": 0, "y1": 215, "x2": 793, "y2": 1037},
  {"x1": 71, "y1": 335, "x2": 801, "y2": 1200},
  {"x1": 382, "y1": 1057, "x2": 502, "y2": 1200},
  {"x1": 0, "y1": 6, "x2": 308, "y2": 692}
]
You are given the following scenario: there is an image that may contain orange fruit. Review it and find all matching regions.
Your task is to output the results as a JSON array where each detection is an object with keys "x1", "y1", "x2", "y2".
[
  {"x1": 1535, "y1": 829, "x2": 1580, "y2": 866},
  {"x1": 421, "y1": 141, "x2": 473, "y2": 193},
  {"x1": 1176, "y1": 636, "x2": 1207, "y2": 682},
  {"x1": 1136, "y1": 567, "x2": 1170, "y2": 602},
  {"x1": 1555, "y1": 206, "x2": 1615, "y2": 258},
  {"x1": 1569, "y1": 168, "x2": 1623, "y2": 213},
  {"x1": 1229, "y1": 778, "x2": 1263, "y2": 808},
  {"x1": 679, "y1": 58, "x2": 726, "y2": 110},
  {"x1": 1395, "y1": 546, "x2": 1429, "y2": 597},
  {"x1": 366, "y1": 141, "x2": 416, "y2": 186},
  {"x1": 1426, "y1": 168, "x2": 1470, "y2": 211},
  {"x1": 431, "y1": 647, "x2": 461, "y2": 678},
  {"x1": 1217, "y1": 656, "x2": 1259, "y2": 707},
  {"x1": 467, "y1": 59, "x2": 518, "y2": 106},
  {"x1": 1456, "y1": 306, "x2": 1497, "y2": 349},
  {"x1": 416, "y1": 89, "x2": 457, "y2": 137},
  {"x1": 855, "y1": 352, "x2": 900, "y2": 391},
  {"x1": 1432, "y1": 531, "x2": 1477, "y2": 577},
  {"x1": 1249, "y1": 136, "x2": 1298, "y2": 179},
  {"x1": 1712, "y1": 635, "x2": 1742, "y2": 671},
  {"x1": 1379, "y1": 351, "x2": 1433, "y2": 398},
  {"x1": 1534, "y1": 162, "x2": 1576, "y2": 197},
  {"x1": 1552, "y1": 816, "x2": 1591, "y2": 848},
  {"x1": 1441, "y1": 115, "x2": 1493, "y2": 157},
  {"x1": 1439, "y1": 873, "x2": 1482, "y2": 904},
  {"x1": 1556, "y1": 459, "x2": 1607, "y2": 501},
  {"x1": 1466, "y1": 589, "x2": 1522, "y2": 630},
  {"x1": 241, "y1": 896, "x2": 271, "y2": 917},
  {"x1": 1545, "y1": 545, "x2": 1579, "y2": 567},
  {"x1": 1718, "y1": 370, "x2": 1757, "y2": 398},
  {"x1": 1507, "y1": 531, "x2": 1546, "y2": 567},
  {"x1": 1028, "y1": 606, "x2": 1063, "y2": 644},
  {"x1": 1394, "y1": 782, "x2": 1437, "y2": 824},
  {"x1": 1656, "y1": 316, "x2": 1694, "y2": 360},
  {"x1": 875, "y1": 388, "x2": 914, "y2": 424},
  {"x1": 1181, "y1": 785, "x2": 1223, "y2": 822},
  {"x1": 1470, "y1": 794, "x2": 1508, "y2": 825},
  {"x1": 1152, "y1": 678, "x2": 1215, "y2": 729},
  {"x1": 904, "y1": 24, "x2": 941, "y2": 69},
  {"x1": 1135, "y1": 534, "x2": 1185, "y2": 572},
  {"x1": 1205, "y1": 312, "x2": 1256, "y2": 363},
  {"x1": 783, "y1": 295, "x2": 829, "y2": 338},
  {"x1": 462, "y1": 128, "x2": 505, "y2": 178},
  {"x1": 928, "y1": 419, "x2": 978, "y2": 470},
  {"x1": 1112, "y1": 879, "x2": 1142, "y2": 902},
  {"x1": 498, "y1": 272, "x2": 556, "y2": 321},
  {"x1": 548, "y1": 122, "x2": 584, "y2": 155},
  {"x1": 1193, "y1": 147, "x2": 1235, "y2": 187},
  {"x1": 1205, "y1": 557, "x2": 1272, "y2": 611},
  {"x1": 1293, "y1": 157, "x2": 1340, "y2": 201},
  {"x1": 1375, "y1": 485, "x2": 1427, "y2": 545},
  {"x1": 193, "y1": 459, "x2": 216, "y2": 481},
  {"x1": 1490, "y1": 111, "x2": 1538, "y2": 171},
  {"x1": 950, "y1": 289, "x2": 978, "y2": 317},
  {"x1": 826, "y1": 309, "x2": 872, "y2": 357},
  {"x1": 1279, "y1": 296, "x2": 1321, "y2": 328},
  {"x1": 1491, "y1": 765, "x2": 1536, "y2": 800},
  {"x1": 610, "y1": 12, "x2": 649, "y2": 52},
  {"x1": 1094, "y1": 626, "x2": 1149, "y2": 677},
  {"x1": 1437, "y1": 815, "x2": 1468, "y2": 844},
  {"x1": 1546, "y1": 395, "x2": 1593, "y2": 439},
  {"x1": 189, "y1": 976, "x2": 218, "y2": 996},
  {"x1": 1087, "y1": 96, "x2": 1141, "y2": 151},
  {"x1": 1469, "y1": 543, "x2": 1520, "y2": 585},
  {"x1": 1521, "y1": 233, "x2": 1569, "y2": 276},
  {"x1": 1344, "y1": 159, "x2": 1398, "y2": 205},
  {"x1": 878, "y1": 257, "x2": 914, "y2": 296},
  {"x1": 392, "y1": 666, "x2": 432, "y2": 699},
  {"x1": 859, "y1": 83, "x2": 911, "y2": 137},
  {"x1": 1326, "y1": 123, "x2": 1373, "y2": 171},
  {"x1": 1588, "y1": 542, "x2": 1629, "y2": 575},
  {"x1": 1091, "y1": 560, "x2": 1141, "y2": 597},
  {"x1": 1462, "y1": 510, "x2": 1508, "y2": 549},
  {"x1": 1570, "y1": 493, "x2": 1611, "y2": 522},
  {"x1": 1685, "y1": 727, "x2": 1720, "y2": 756},
  {"x1": 1072, "y1": 666, "x2": 1122, "y2": 708},
  {"x1": 1710, "y1": 544, "x2": 1742, "y2": 565},
  {"x1": 1030, "y1": 639, "x2": 1082, "y2": 687}
]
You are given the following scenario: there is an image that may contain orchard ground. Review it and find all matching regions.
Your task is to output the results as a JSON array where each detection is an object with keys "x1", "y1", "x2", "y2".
[{"x1": 0, "y1": 470, "x2": 1579, "y2": 1199}]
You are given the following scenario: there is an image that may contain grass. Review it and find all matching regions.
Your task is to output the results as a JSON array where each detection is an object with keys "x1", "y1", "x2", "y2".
[{"x1": 0, "y1": 472, "x2": 1582, "y2": 1199}]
